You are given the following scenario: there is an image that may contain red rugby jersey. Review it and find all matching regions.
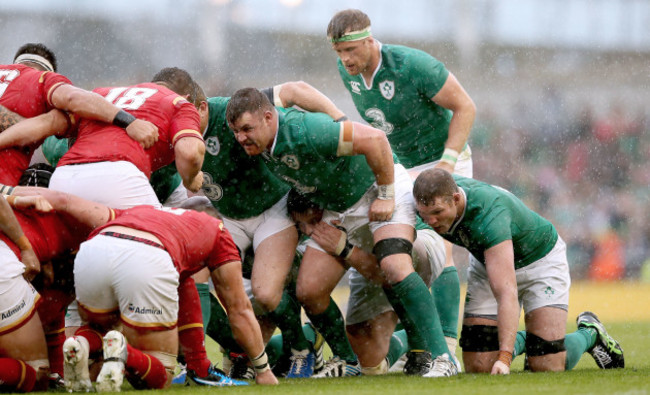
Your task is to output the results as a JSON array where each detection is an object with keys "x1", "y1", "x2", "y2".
[
  {"x1": 90, "y1": 206, "x2": 240, "y2": 279},
  {"x1": 0, "y1": 64, "x2": 71, "y2": 184},
  {"x1": 57, "y1": 82, "x2": 202, "y2": 177}
]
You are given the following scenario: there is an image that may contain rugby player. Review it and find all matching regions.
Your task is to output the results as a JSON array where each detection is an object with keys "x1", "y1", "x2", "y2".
[
  {"x1": 226, "y1": 88, "x2": 455, "y2": 377},
  {"x1": 0, "y1": 43, "x2": 157, "y2": 185},
  {"x1": 413, "y1": 169, "x2": 625, "y2": 374}
]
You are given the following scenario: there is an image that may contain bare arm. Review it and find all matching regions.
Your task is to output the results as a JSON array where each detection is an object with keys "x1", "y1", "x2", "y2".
[
  {"x1": 0, "y1": 104, "x2": 24, "y2": 132},
  {"x1": 0, "y1": 195, "x2": 41, "y2": 280},
  {"x1": 50, "y1": 84, "x2": 159, "y2": 148},
  {"x1": 276, "y1": 81, "x2": 346, "y2": 120},
  {"x1": 484, "y1": 240, "x2": 519, "y2": 375},
  {"x1": 346, "y1": 122, "x2": 395, "y2": 221},
  {"x1": 0, "y1": 109, "x2": 69, "y2": 149},
  {"x1": 310, "y1": 221, "x2": 386, "y2": 285},
  {"x1": 431, "y1": 73, "x2": 476, "y2": 173},
  {"x1": 11, "y1": 186, "x2": 112, "y2": 229},
  {"x1": 174, "y1": 137, "x2": 206, "y2": 193},
  {"x1": 211, "y1": 261, "x2": 278, "y2": 385}
]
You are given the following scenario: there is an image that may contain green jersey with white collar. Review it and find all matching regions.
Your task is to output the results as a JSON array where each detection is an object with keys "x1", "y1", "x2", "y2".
[
  {"x1": 338, "y1": 43, "x2": 452, "y2": 169},
  {"x1": 442, "y1": 176, "x2": 558, "y2": 269}
]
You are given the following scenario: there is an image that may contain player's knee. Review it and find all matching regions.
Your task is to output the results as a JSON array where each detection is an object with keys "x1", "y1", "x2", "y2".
[
  {"x1": 459, "y1": 325, "x2": 500, "y2": 353},
  {"x1": 525, "y1": 332, "x2": 566, "y2": 357},
  {"x1": 295, "y1": 281, "x2": 324, "y2": 312},
  {"x1": 251, "y1": 287, "x2": 281, "y2": 312},
  {"x1": 373, "y1": 238, "x2": 413, "y2": 264}
]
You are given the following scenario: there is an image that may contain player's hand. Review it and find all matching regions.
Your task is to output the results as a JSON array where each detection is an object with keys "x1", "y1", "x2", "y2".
[
  {"x1": 185, "y1": 171, "x2": 204, "y2": 193},
  {"x1": 311, "y1": 221, "x2": 346, "y2": 256},
  {"x1": 11, "y1": 195, "x2": 53, "y2": 212},
  {"x1": 491, "y1": 360, "x2": 510, "y2": 375},
  {"x1": 255, "y1": 369, "x2": 278, "y2": 385},
  {"x1": 369, "y1": 198, "x2": 394, "y2": 222},
  {"x1": 21, "y1": 248, "x2": 41, "y2": 282},
  {"x1": 433, "y1": 161, "x2": 455, "y2": 175},
  {"x1": 126, "y1": 119, "x2": 159, "y2": 149}
]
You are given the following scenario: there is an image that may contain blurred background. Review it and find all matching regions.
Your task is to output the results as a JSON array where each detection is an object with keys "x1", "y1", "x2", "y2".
[{"x1": 2, "y1": 0, "x2": 649, "y2": 282}]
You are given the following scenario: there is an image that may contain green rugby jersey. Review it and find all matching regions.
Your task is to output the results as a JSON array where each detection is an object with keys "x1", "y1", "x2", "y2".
[
  {"x1": 442, "y1": 176, "x2": 558, "y2": 269},
  {"x1": 201, "y1": 96, "x2": 289, "y2": 219},
  {"x1": 263, "y1": 108, "x2": 375, "y2": 212},
  {"x1": 338, "y1": 44, "x2": 453, "y2": 168}
]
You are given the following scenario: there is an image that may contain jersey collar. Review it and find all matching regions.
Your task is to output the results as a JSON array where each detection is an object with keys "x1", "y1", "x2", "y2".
[
  {"x1": 268, "y1": 108, "x2": 282, "y2": 158},
  {"x1": 361, "y1": 41, "x2": 383, "y2": 90}
]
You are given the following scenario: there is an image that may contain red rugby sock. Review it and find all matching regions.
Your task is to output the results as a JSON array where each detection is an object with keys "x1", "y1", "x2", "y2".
[{"x1": 0, "y1": 358, "x2": 37, "y2": 393}]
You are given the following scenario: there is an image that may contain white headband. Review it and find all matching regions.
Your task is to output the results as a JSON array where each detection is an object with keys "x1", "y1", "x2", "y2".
[{"x1": 15, "y1": 53, "x2": 54, "y2": 72}]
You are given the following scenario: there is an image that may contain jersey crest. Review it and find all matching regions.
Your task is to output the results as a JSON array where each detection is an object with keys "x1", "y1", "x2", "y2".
[
  {"x1": 379, "y1": 80, "x2": 395, "y2": 100},
  {"x1": 201, "y1": 172, "x2": 223, "y2": 201},
  {"x1": 205, "y1": 136, "x2": 220, "y2": 156},
  {"x1": 280, "y1": 154, "x2": 300, "y2": 170}
]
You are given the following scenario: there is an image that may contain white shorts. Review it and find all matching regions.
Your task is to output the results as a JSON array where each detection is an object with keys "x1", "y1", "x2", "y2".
[
  {"x1": 0, "y1": 243, "x2": 40, "y2": 335},
  {"x1": 308, "y1": 164, "x2": 416, "y2": 253},
  {"x1": 74, "y1": 235, "x2": 179, "y2": 329},
  {"x1": 51, "y1": 161, "x2": 161, "y2": 209},
  {"x1": 463, "y1": 237, "x2": 571, "y2": 320},
  {"x1": 222, "y1": 193, "x2": 295, "y2": 257},
  {"x1": 406, "y1": 145, "x2": 473, "y2": 179},
  {"x1": 345, "y1": 228, "x2": 446, "y2": 325}
]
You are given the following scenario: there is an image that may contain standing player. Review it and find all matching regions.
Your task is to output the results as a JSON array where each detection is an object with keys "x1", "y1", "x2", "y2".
[
  {"x1": 227, "y1": 88, "x2": 455, "y2": 377},
  {"x1": 0, "y1": 43, "x2": 158, "y2": 185},
  {"x1": 327, "y1": 10, "x2": 476, "y2": 352},
  {"x1": 413, "y1": 169, "x2": 625, "y2": 374}
]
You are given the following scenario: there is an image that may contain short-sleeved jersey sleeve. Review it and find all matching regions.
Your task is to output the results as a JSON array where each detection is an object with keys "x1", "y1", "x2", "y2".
[
  {"x1": 409, "y1": 51, "x2": 450, "y2": 100},
  {"x1": 170, "y1": 98, "x2": 203, "y2": 146},
  {"x1": 206, "y1": 222, "x2": 241, "y2": 271}
]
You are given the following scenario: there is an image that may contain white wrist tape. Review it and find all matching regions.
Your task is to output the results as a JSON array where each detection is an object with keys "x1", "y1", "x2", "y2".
[
  {"x1": 377, "y1": 183, "x2": 395, "y2": 200},
  {"x1": 440, "y1": 148, "x2": 459, "y2": 166},
  {"x1": 251, "y1": 351, "x2": 270, "y2": 373}
]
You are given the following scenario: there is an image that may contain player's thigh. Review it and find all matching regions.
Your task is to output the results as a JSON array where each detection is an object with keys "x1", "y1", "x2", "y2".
[
  {"x1": 0, "y1": 291, "x2": 47, "y2": 361},
  {"x1": 412, "y1": 228, "x2": 446, "y2": 286},
  {"x1": 296, "y1": 246, "x2": 346, "y2": 309},
  {"x1": 250, "y1": 226, "x2": 298, "y2": 299},
  {"x1": 122, "y1": 326, "x2": 178, "y2": 356}
]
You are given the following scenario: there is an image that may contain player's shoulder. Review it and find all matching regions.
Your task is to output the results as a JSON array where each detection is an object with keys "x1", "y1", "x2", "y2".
[{"x1": 383, "y1": 44, "x2": 442, "y2": 71}]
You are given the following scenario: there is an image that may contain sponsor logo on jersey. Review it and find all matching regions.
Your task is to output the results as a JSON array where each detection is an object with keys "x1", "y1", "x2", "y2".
[
  {"x1": 206, "y1": 136, "x2": 221, "y2": 156},
  {"x1": 280, "y1": 175, "x2": 316, "y2": 194},
  {"x1": 349, "y1": 81, "x2": 361, "y2": 95},
  {"x1": 281, "y1": 154, "x2": 300, "y2": 169},
  {"x1": 1, "y1": 299, "x2": 26, "y2": 320},
  {"x1": 379, "y1": 80, "x2": 395, "y2": 100},
  {"x1": 201, "y1": 172, "x2": 223, "y2": 201},
  {"x1": 128, "y1": 303, "x2": 163, "y2": 315}
]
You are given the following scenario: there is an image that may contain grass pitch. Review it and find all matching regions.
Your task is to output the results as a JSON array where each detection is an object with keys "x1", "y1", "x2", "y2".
[{"x1": 48, "y1": 282, "x2": 650, "y2": 394}]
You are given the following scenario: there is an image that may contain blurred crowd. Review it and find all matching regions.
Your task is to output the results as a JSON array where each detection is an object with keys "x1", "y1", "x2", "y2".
[{"x1": 471, "y1": 94, "x2": 650, "y2": 281}]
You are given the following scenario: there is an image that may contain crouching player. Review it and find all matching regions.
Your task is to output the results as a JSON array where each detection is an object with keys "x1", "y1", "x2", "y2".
[
  {"x1": 10, "y1": 188, "x2": 278, "y2": 391},
  {"x1": 413, "y1": 169, "x2": 624, "y2": 374},
  {"x1": 287, "y1": 189, "x2": 460, "y2": 376}
]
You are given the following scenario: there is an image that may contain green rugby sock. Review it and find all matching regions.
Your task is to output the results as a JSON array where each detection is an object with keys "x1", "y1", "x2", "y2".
[
  {"x1": 195, "y1": 282, "x2": 211, "y2": 336},
  {"x1": 205, "y1": 292, "x2": 243, "y2": 354},
  {"x1": 385, "y1": 272, "x2": 449, "y2": 356},
  {"x1": 513, "y1": 330, "x2": 527, "y2": 359},
  {"x1": 432, "y1": 266, "x2": 460, "y2": 339},
  {"x1": 307, "y1": 298, "x2": 357, "y2": 363},
  {"x1": 564, "y1": 328, "x2": 597, "y2": 370},
  {"x1": 265, "y1": 290, "x2": 311, "y2": 352},
  {"x1": 386, "y1": 329, "x2": 409, "y2": 366}
]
